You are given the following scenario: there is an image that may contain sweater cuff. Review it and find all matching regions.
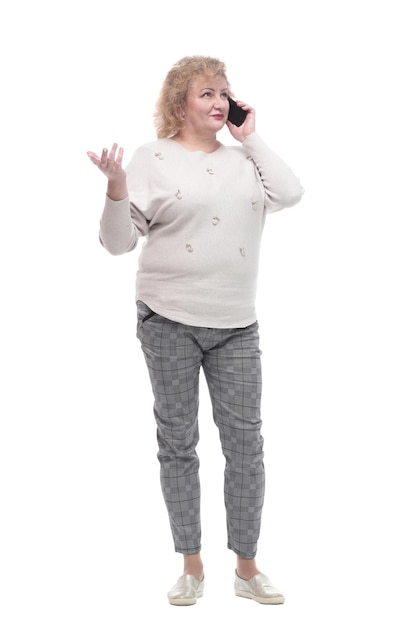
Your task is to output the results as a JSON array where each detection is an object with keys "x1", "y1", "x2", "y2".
[
  {"x1": 104, "y1": 194, "x2": 129, "y2": 210},
  {"x1": 241, "y1": 132, "x2": 274, "y2": 156}
]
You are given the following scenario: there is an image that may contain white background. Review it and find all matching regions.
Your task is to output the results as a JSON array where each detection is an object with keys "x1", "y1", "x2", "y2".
[{"x1": 1, "y1": 1, "x2": 416, "y2": 624}]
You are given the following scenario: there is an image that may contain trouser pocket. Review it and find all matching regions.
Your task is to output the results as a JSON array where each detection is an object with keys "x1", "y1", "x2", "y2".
[{"x1": 136, "y1": 301, "x2": 157, "y2": 337}]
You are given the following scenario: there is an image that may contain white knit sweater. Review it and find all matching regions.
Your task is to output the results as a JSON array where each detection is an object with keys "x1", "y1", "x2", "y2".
[{"x1": 99, "y1": 132, "x2": 303, "y2": 328}]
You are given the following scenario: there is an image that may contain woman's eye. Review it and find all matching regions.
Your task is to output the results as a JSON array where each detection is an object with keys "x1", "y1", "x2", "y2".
[
  {"x1": 202, "y1": 92, "x2": 212, "y2": 97},
  {"x1": 221, "y1": 93, "x2": 229, "y2": 98}
]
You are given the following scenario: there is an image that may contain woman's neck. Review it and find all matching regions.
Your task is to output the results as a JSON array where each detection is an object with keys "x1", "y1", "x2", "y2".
[{"x1": 172, "y1": 131, "x2": 220, "y2": 153}]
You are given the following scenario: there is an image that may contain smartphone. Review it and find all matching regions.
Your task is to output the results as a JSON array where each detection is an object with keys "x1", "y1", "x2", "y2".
[{"x1": 227, "y1": 97, "x2": 248, "y2": 127}]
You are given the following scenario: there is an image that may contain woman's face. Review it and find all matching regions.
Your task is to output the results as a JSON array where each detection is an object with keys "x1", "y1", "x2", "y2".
[{"x1": 182, "y1": 74, "x2": 229, "y2": 136}]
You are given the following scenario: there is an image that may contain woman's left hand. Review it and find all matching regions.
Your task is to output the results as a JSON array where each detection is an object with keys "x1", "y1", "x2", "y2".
[{"x1": 226, "y1": 101, "x2": 255, "y2": 141}]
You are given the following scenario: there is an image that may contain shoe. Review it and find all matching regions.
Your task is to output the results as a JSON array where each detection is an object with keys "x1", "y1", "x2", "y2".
[
  {"x1": 235, "y1": 571, "x2": 285, "y2": 605},
  {"x1": 167, "y1": 574, "x2": 204, "y2": 606}
]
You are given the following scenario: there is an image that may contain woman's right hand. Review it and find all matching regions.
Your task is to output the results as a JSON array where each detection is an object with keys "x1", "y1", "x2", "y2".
[
  {"x1": 87, "y1": 142, "x2": 128, "y2": 200},
  {"x1": 87, "y1": 143, "x2": 126, "y2": 183}
]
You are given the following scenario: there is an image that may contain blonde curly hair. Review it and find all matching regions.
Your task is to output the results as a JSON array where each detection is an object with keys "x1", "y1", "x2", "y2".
[{"x1": 154, "y1": 56, "x2": 231, "y2": 138}]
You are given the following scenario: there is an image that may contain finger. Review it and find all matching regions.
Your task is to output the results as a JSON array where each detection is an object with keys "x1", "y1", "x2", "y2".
[
  {"x1": 115, "y1": 147, "x2": 124, "y2": 165},
  {"x1": 108, "y1": 142, "x2": 118, "y2": 162},
  {"x1": 100, "y1": 147, "x2": 108, "y2": 166},
  {"x1": 236, "y1": 101, "x2": 254, "y2": 114},
  {"x1": 88, "y1": 154, "x2": 105, "y2": 169},
  {"x1": 87, "y1": 151, "x2": 100, "y2": 162}
]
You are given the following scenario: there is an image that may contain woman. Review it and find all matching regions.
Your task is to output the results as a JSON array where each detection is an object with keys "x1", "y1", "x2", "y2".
[{"x1": 87, "y1": 55, "x2": 303, "y2": 605}]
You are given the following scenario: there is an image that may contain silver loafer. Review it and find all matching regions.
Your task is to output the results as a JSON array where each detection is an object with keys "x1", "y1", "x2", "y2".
[
  {"x1": 235, "y1": 571, "x2": 285, "y2": 604},
  {"x1": 167, "y1": 574, "x2": 204, "y2": 606}
]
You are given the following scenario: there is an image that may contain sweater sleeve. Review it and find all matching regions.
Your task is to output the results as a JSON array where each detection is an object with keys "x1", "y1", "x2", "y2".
[
  {"x1": 98, "y1": 148, "x2": 151, "y2": 256},
  {"x1": 242, "y1": 133, "x2": 304, "y2": 212},
  {"x1": 99, "y1": 196, "x2": 145, "y2": 255}
]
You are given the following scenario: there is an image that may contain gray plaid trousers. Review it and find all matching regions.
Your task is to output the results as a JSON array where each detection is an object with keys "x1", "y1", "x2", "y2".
[{"x1": 136, "y1": 301, "x2": 265, "y2": 559}]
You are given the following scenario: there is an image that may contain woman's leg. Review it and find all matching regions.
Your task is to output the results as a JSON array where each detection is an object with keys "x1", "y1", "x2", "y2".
[
  {"x1": 202, "y1": 322, "x2": 265, "y2": 562},
  {"x1": 136, "y1": 304, "x2": 204, "y2": 558}
]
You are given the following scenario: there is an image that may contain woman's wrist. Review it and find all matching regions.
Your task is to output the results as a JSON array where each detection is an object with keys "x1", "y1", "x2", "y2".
[{"x1": 107, "y1": 175, "x2": 127, "y2": 201}]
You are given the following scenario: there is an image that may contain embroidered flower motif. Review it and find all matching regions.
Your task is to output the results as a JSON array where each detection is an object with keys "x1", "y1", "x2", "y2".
[
  {"x1": 176, "y1": 189, "x2": 183, "y2": 199},
  {"x1": 186, "y1": 243, "x2": 194, "y2": 253},
  {"x1": 155, "y1": 152, "x2": 164, "y2": 160},
  {"x1": 251, "y1": 201, "x2": 258, "y2": 210},
  {"x1": 206, "y1": 168, "x2": 214, "y2": 175},
  {"x1": 212, "y1": 217, "x2": 220, "y2": 225},
  {"x1": 239, "y1": 247, "x2": 246, "y2": 257}
]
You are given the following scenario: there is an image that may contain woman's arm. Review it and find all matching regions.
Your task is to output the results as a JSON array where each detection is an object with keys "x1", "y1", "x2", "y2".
[
  {"x1": 88, "y1": 143, "x2": 139, "y2": 255},
  {"x1": 243, "y1": 133, "x2": 304, "y2": 211},
  {"x1": 226, "y1": 101, "x2": 303, "y2": 211}
]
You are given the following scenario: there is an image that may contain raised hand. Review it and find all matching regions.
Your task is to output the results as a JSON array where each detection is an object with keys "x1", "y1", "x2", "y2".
[
  {"x1": 87, "y1": 143, "x2": 125, "y2": 183},
  {"x1": 87, "y1": 143, "x2": 127, "y2": 200}
]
